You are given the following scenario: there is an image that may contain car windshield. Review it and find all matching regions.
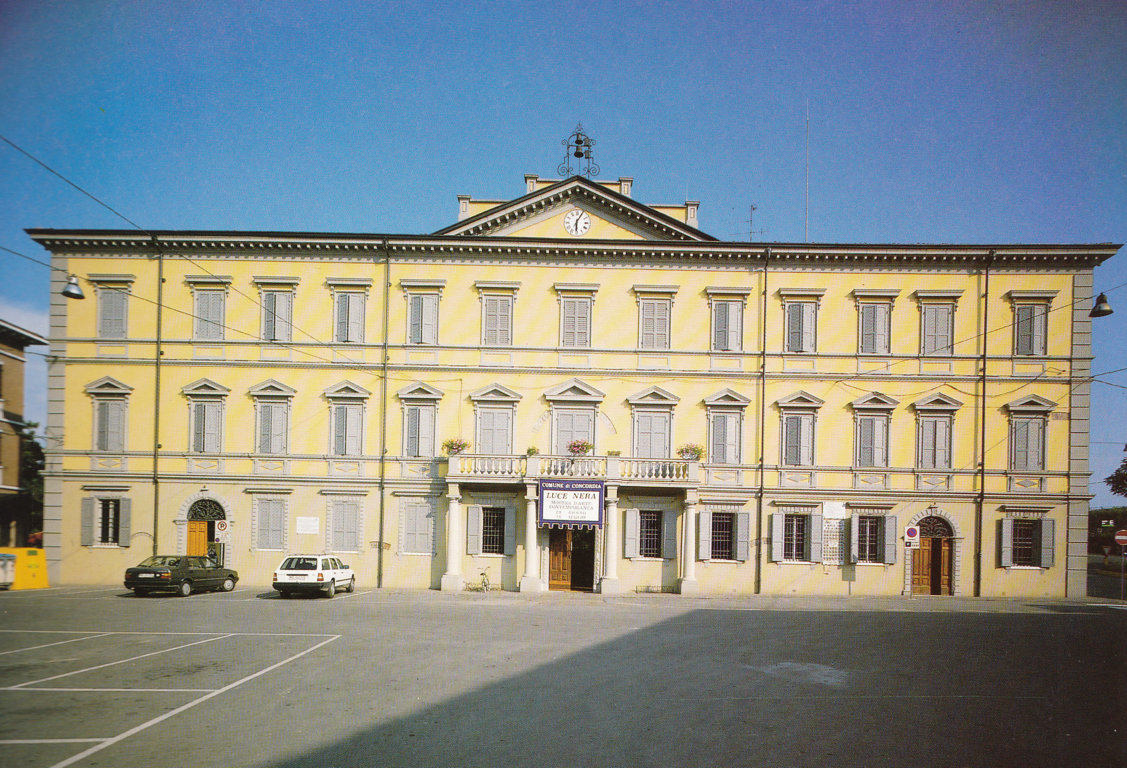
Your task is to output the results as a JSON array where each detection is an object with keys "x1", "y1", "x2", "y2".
[
  {"x1": 137, "y1": 556, "x2": 179, "y2": 567},
  {"x1": 280, "y1": 557, "x2": 318, "y2": 570}
]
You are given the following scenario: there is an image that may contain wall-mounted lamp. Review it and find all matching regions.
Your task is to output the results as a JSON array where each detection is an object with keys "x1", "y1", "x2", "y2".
[
  {"x1": 1090, "y1": 292, "x2": 1113, "y2": 318},
  {"x1": 61, "y1": 275, "x2": 85, "y2": 300}
]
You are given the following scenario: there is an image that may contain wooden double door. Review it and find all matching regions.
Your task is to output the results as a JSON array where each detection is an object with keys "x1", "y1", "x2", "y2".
[
  {"x1": 548, "y1": 527, "x2": 595, "y2": 591},
  {"x1": 912, "y1": 536, "x2": 953, "y2": 595}
]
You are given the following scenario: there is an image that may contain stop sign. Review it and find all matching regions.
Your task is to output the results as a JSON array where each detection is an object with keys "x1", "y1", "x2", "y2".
[{"x1": 1115, "y1": 530, "x2": 1127, "y2": 546}]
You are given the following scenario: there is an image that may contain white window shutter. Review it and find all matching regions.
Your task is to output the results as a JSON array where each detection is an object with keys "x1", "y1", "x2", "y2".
[
  {"x1": 1015, "y1": 305, "x2": 1033, "y2": 355},
  {"x1": 786, "y1": 303, "x2": 803, "y2": 351},
  {"x1": 346, "y1": 404, "x2": 362, "y2": 456},
  {"x1": 800, "y1": 413, "x2": 814, "y2": 466},
  {"x1": 409, "y1": 295, "x2": 423, "y2": 343},
  {"x1": 400, "y1": 501, "x2": 417, "y2": 553},
  {"x1": 808, "y1": 514, "x2": 824, "y2": 563},
  {"x1": 422, "y1": 294, "x2": 437, "y2": 344},
  {"x1": 119, "y1": 498, "x2": 131, "y2": 544},
  {"x1": 503, "y1": 510, "x2": 516, "y2": 555},
  {"x1": 348, "y1": 294, "x2": 363, "y2": 342},
  {"x1": 203, "y1": 401, "x2": 221, "y2": 452},
  {"x1": 1038, "y1": 518, "x2": 1054, "y2": 568},
  {"x1": 259, "y1": 404, "x2": 272, "y2": 453},
  {"x1": 784, "y1": 415, "x2": 801, "y2": 465},
  {"x1": 882, "y1": 515, "x2": 898, "y2": 564},
  {"x1": 713, "y1": 301, "x2": 729, "y2": 350},
  {"x1": 336, "y1": 294, "x2": 349, "y2": 341},
  {"x1": 935, "y1": 418, "x2": 950, "y2": 469},
  {"x1": 623, "y1": 508, "x2": 640, "y2": 559},
  {"x1": 849, "y1": 514, "x2": 860, "y2": 563},
  {"x1": 1000, "y1": 517, "x2": 1014, "y2": 567},
  {"x1": 334, "y1": 405, "x2": 348, "y2": 455},
  {"x1": 418, "y1": 406, "x2": 434, "y2": 457},
  {"x1": 81, "y1": 497, "x2": 95, "y2": 546},
  {"x1": 466, "y1": 505, "x2": 483, "y2": 555},
  {"x1": 663, "y1": 511, "x2": 677, "y2": 559},
  {"x1": 734, "y1": 511, "x2": 749, "y2": 561},
  {"x1": 875, "y1": 303, "x2": 890, "y2": 353},
  {"x1": 770, "y1": 513, "x2": 784, "y2": 562},
  {"x1": 697, "y1": 510, "x2": 712, "y2": 560},
  {"x1": 1031, "y1": 304, "x2": 1046, "y2": 355},
  {"x1": 405, "y1": 407, "x2": 420, "y2": 456}
]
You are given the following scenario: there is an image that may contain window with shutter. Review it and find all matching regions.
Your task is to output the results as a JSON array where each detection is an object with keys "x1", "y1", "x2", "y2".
[
  {"x1": 1010, "y1": 416, "x2": 1045, "y2": 471},
  {"x1": 638, "y1": 510, "x2": 663, "y2": 557},
  {"x1": 859, "y1": 303, "x2": 891, "y2": 354},
  {"x1": 639, "y1": 298, "x2": 670, "y2": 350},
  {"x1": 256, "y1": 401, "x2": 288, "y2": 454},
  {"x1": 856, "y1": 414, "x2": 888, "y2": 467},
  {"x1": 476, "y1": 408, "x2": 512, "y2": 455},
  {"x1": 560, "y1": 297, "x2": 591, "y2": 347},
  {"x1": 256, "y1": 498, "x2": 286, "y2": 550},
  {"x1": 194, "y1": 290, "x2": 225, "y2": 340},
  {"x1": 633, "y1": 411, "x2": 671, "y2": 459},
  {"x1": 712, "y1": 301, "x2": 741, "y2": 351},
  {"x1": 917, "y1": 415, "x2": 951, "y2": 469},
  {"x1": 330, "y1": 499, "x2": 361, "y2": 552},
  {"x1": 262, "y1": 290, "x2": 293, "y2": 342},
  {"x1": 553, "y1": 408, "x2": 594, "y2": 454},
  {"x1": 191, "y1": 400, "x2": 223, "y2": 453},
  {"x1": 98, "y1": 286, "x2": 128, "y2": 339},
  {"x1": 482, "y1": 295, "x2": 513, "y2": 346},
  {"x1": 94, "y1": 399, "x2": 126, "y2": 452},
  {"x1": 408, "y1": 293, "x2": 438, "y2": 345},
  {"x1": 400, "y1": 498, "x2": 435, "y2": 555},
  {"x1": 403, "y1": 404, "x2": 435, "y2": 457},
  {"x1": 710, "y1": 412, "x2": 741, "y2": 465},
  {"x1": 781, "y1": 412, "x2": 813, "y2": 467},
  {"x1": 1013, "y1": 304, "x2": 1047, "y2": 356},
  {"x1": 921, "y1": 303, "x2": 953, "y2": 355}
]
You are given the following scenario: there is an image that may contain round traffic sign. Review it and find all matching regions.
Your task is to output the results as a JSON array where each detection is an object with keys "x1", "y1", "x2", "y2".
[{"x1": 1114, "y1": 530, "x2": 1127, "y2": 546}]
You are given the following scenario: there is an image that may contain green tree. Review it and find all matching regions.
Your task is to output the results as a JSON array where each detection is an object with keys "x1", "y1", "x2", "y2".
[{"x1": 1107, "y1": 456, "x2": 1127, "y2": 498}]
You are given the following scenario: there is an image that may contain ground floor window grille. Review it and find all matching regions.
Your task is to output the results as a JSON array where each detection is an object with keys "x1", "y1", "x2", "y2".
[
  {"x1": 856, "y1": 516, "x2": 881, "y2": 563},
  {"x1": 99, "y1": 499, "x2": 120, "y2": 545},
  {"x1": 639, "y1": 511, "x2": 662, "y2": 558},
  {"x1": 711, "y1": 512, "x2": 734, "y2": 560},
  {"x1": 1011, "y1": 519, "x2": 1035, "y2": 566},
  {"x1": 482, "y1": 508, "x2": 505, "y2": 555},
  {"x1": 784, "y1": 514, "x2": 807, "y2": 561}
]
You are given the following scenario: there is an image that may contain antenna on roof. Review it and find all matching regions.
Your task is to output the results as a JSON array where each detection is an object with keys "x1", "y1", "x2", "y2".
[{"x1": 748, "y1": 203, "x2": 766, "y2": 241}]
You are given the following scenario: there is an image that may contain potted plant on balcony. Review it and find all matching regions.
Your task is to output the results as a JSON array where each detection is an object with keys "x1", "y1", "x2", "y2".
[
  {"x1": 442, "y1": 438, "x2": 470, "y2": 456},
  {"x1": 677, "y1": 443, "x2": 705, "y2": 461},
  {"x1": 567, "y1": 439, "x2": 594, "y2": 456},
  {"x1": 525, "y1": 446, "x2": 540, "y2": 456}
]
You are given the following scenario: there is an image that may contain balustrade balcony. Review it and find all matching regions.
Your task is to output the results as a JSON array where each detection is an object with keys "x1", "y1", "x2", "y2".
[{"x1": 445, "y1": 453, "x2": 699, "y2": 488}]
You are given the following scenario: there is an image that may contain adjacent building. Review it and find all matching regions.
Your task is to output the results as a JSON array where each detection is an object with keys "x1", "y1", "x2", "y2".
[
  {"x1": 29, "y1": 174, "x2": 1119, "y2": 597},
  {"x1": 0, "y1": 318, "x2": 47, "y2": 546}
]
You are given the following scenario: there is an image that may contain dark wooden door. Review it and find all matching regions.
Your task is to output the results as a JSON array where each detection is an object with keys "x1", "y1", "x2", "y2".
[
  {"x1": 913, "y1": 537, "x2": 953, "y2": 595},
  {"x1": 570, "y1": 528, "x2": 595, "y2": 591},
  {"x1": 548, "y1": 528, "x2": 571, "y2": 590}
]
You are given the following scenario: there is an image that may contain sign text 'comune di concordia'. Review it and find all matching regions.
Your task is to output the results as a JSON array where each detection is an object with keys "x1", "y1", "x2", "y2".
[{"x1": 538, "y1": 479, "x2": 605, "y2": 528}]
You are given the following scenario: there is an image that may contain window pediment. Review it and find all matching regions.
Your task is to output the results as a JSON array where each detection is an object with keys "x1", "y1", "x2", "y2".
[
  {"x1": 395, "y1": 381, "x2": 442, "y2": 402},
  {"x1": 1005, "y1": 395, "x2": 1056, "y2": 413},
  {"x1": 912, "y1": 393, "x2": 963, "y2": 412},
  {"x1": 627, "y1": 386, "x2": 679, "y2": 407},
  {"x1": 469, "y1": 383, "x2": 522, "y2": 403},
  {"x1": 704, "y1": 389, "x2": 751, "y2": 408},
  {"x1": 325, "y1": 381, "x2": 373, "y2": 400},
  {"x1": 544, "y1": 378, "x2": 605, "y2": 403},
  {"x1": 181, "y1": 378, "x2": 230, "y2": 397},
  {"x1": 249, "y1": 379, "x2": 296, "y2": 398},
  {"x1": 776, "y1": 391, "x2": 825, "y2": 410},
  {"x1": 85, "y1": 376, "x2": 133, "y2": 396},
  {"x1": 850, "y1": 392, "x2": 899, "y2": 411}
]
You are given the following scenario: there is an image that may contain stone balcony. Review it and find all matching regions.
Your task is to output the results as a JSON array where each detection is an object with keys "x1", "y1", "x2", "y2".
[{"x1": 445, "y1": 453, "x2": 700, "y2": 489}]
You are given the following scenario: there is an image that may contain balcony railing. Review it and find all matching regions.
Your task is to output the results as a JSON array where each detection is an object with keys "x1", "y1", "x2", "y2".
[{"x1": 446, "y1": 453, "x2": 699, "y2": 486}]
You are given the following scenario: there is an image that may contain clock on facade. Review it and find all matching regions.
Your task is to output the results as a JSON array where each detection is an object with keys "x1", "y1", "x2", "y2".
[{"x1": 563, "y1": 209, "x2": 591, "y2": 236}]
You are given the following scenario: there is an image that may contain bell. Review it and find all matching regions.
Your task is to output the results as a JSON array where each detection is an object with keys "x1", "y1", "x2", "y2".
[
  {"x1": 573, "y1": 146, "x2": 583, "y2": 158},
  {"x1": 61, "y1": 275, "x2": 85, "y2": 300},
  {"x1": 1090, "y1": 292, "x2": 1113, "y2": 318}
]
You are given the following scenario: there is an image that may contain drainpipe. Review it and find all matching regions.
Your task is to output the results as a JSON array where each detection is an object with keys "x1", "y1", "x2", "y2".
[
  {"x1": 151, "y1": 236, "x2": 164, "y2": 557},
  {"x1": 975, "y1": 250, "x2": 994, "y2": 597},
  {"x1": 755, "y1": 248, "x2": 770, "y2": 594},
  {"x1": 377, "y1": 240, "x2": 391, "y2": 588}
]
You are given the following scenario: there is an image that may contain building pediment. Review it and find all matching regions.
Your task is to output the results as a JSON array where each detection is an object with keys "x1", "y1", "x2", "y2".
[
  {"x1": 912, "y1": 392, "x2": 963, "y2": 411},
  {"x1": 433, "y1": 176, "x2": 715, "y2": 242},
  {"x1": 85, "y1": 376, "x2": 133, "y2": 396},
  {"x1": 850, "y1": 392, "x2": 899, "y2": 410}
]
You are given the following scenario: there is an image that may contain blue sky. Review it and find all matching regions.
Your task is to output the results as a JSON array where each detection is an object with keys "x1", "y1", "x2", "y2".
[{"x1": 2, "y1": 0, "x2": 1125, "y2": 505}]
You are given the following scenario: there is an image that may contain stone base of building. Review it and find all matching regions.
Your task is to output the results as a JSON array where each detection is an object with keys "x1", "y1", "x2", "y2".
[
  {"x1": 440, "y1": 573, "x2": 464, "y2": 592},
  {"x1": 598, "y1": 576, "x2": 623, "y2": 595},
  {"x1": 678, "y1": 578, "x2": 699, "y2": 595},
  {"x1": 519, "y1": 575, "x2": 545, "y2": 593}
]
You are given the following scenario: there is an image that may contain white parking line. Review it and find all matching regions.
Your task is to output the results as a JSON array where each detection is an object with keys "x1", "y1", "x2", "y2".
[
  {"x1": 8, "y1": 634, "x2": 233, "y2": 689},
  {"x1": 0, "y1": 633, "x2": 112, "y2": 656},
  {"x1": 47, "y1": 634, "x2": 340, "y2": 768},
  {"x1": 0, "y1": 739, "x2": 107, "y2": 745},
  {"x1": 7, "y1": 687, "x2": 216, "y2": 692}
]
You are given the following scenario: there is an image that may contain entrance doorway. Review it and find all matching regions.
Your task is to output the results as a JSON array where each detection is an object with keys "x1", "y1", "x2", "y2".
[
  {"x1": 187, "y1": 499, "x2": 226, "y2": 560},
  {"x1": 911, "y1": 515, "x2": 953, "y2": 595},
  {"x1": 548, "y1": 527, "x2": 595, "y2": 591}
]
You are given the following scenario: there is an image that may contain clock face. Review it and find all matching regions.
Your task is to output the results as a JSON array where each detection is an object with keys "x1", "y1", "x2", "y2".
[{"x1": 563, "y1": 209, "x2": 591, "y2": 236}]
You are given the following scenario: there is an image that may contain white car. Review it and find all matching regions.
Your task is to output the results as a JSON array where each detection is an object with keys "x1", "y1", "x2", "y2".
[{"x1": 272, "y1": 554, "x2": 355, "y2": 598}]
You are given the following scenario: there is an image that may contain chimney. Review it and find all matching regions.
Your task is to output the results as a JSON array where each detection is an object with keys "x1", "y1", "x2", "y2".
[
  {"x1": 686, "y1": 201, "x2": 699, "y2": 228},
  {"x1": 618, "y1": 177, "x2": 633, "y2": 198},
  {"x1": 525, "y1": 174, "x2": 539, "y2": 194},
  {"x1": 457, "y1": 195, "x2": 471, "y2": 221}
]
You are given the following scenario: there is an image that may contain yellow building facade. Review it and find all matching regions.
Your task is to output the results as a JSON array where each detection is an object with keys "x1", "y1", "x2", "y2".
[{"x1": 30, "y1": 175, "x2": 1119, "y2": 598}]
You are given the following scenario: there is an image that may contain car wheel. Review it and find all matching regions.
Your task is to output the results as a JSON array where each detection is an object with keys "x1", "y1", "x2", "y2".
[
  {"x1": 133, "y1": 588, "x2": 149, "y2": 597},
  {"x1": 221, "y1": 577, "x2": 235, "y2": 592},
  {"x1": 324, "y1": 580, "x2": 335, "y2": 598},
  {"x1": 177, "y1": 581, "x2": 192, "y2": 597},
  {"x1": 345, "y1": 577, "x2": 355, "y2": 593}
]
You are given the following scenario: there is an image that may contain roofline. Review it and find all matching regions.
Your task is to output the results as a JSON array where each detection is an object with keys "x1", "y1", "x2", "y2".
[{"x1": 0, "y1": 317, "x2": 48, "y2": 346}]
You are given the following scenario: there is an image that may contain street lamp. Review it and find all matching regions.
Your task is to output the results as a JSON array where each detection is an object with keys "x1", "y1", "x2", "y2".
[
  {"x1": 1090, "y1": 292, "x2": 1113, "y2": 318},
  {"x1": 61, "y1": 275, "x2": 85, "y2": 299}
]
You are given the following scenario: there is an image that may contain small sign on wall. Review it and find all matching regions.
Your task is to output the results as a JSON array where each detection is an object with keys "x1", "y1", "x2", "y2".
[
  {"x1": 539, "y1": 479, "x2": 604, "y2": 527},
  {"x1": 295, "y1": 517, "x2": 320, "y2": 535},
  {"x1": 904, "y1": 525, "x2": 920, "y2": 549}
]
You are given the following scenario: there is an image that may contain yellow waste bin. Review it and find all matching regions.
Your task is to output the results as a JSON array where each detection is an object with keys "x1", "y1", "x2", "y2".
[{"x1": 0, "y1": 548, "x2": 50, "y2": 590}]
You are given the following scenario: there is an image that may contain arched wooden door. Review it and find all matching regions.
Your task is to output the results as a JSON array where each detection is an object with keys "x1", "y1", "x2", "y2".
[
  {"x1": 187, "y1": 499, "x2": 226, "y2": 558},
  {"x1": 911, "y1": 515, "x2": 953, "y2": 595}
]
